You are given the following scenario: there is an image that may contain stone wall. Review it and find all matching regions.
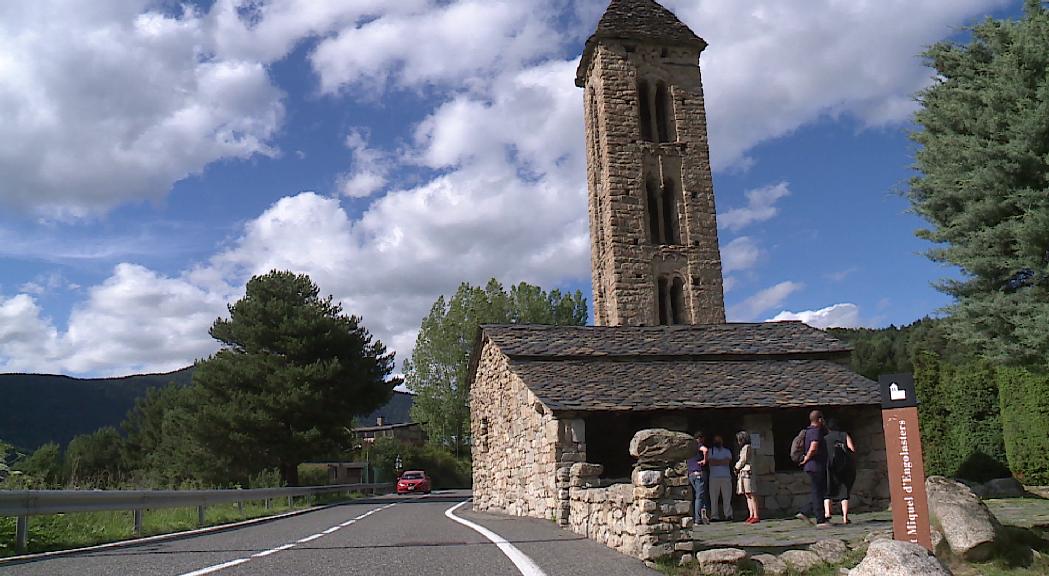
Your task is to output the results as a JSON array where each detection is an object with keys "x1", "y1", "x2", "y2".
[
  {"x1": 566, "y1": 430, "x2": 697, "y2": 564},
  {"x1": 471, "y1": 340, "x2": 577, "y2": 519}
]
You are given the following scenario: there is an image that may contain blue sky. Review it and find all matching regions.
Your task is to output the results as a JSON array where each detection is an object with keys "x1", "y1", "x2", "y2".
[{"x1": 0, "y1": 0, "x2": 1025, "y2": 376}]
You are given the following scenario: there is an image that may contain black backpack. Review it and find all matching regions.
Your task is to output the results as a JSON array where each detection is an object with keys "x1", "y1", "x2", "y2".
[
  {"x1": 829, "y1": 434, "x2": 853, "y2": 473},
  {"x1": 789, "y1": 429, "x2": 808, "y2": 464}
]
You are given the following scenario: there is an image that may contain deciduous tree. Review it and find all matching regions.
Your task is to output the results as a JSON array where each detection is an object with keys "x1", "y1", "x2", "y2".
[{"x1": 405, "y1": 279, "x2": 587, "y2": 455}]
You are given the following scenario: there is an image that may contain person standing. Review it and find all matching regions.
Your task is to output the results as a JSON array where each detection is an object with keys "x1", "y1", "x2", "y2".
[
  {"x1": 824, "y1": 418, "x2": 857, "y2": 524},
  {"x1": 707, "y1": 434, "x2": 733, "y2": 521},
  {"x1": 799, "y1": 410, "x2": 830, "y2": 527},
  {"x1": 686, "y1": 431, "x2": 710, "y2": 524},
  {"x1": 735, "y1": 430, "x2": 759, "y2": 524}
]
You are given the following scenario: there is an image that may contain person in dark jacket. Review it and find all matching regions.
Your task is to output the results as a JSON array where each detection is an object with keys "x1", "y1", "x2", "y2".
[
  {"x1": 824, "y1": 418, "x2": 856, "y2": 524},
  {"x1": 799, "y1": 410, "x2": 830, "y2": 526}
]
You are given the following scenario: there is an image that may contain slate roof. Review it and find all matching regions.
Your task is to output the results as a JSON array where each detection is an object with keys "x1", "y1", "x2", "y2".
[
  {"x1": 481, "y1": 323, "x2": 852, "y2": 358},
  {"x1": 577, "y1": 0, "x2": 707, "y2": 87},
  {"x1": 473, "y1": 323, "x2": 880, "y2": 412}
]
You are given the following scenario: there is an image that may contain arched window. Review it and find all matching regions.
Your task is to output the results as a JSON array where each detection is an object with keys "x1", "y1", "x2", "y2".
[
  {"x1": 662, "y1": 177, "x2": 679, "y2": 244},
  {"x1": 646, "y1": 178, "x2": 662, "y2": 244},
  {"x1": 637, "y1": 80, "x2": 653, "y2": 142},
  {"x1": 657, "y1": 277, "x2": 669, "y2": 325},
  {"x1": 670, "y1": 277, "x2": 686, "y2": 324},
  {"x1": 655, "y1": 81, "x2": 671, "y2": 143}
]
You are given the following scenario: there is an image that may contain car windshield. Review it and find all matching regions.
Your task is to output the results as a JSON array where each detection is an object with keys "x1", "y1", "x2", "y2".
[{"x1": 401, "y1": 472, "x2": 423, "y2": 479}]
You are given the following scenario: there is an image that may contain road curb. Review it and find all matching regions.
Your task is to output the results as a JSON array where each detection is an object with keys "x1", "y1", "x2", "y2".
[{"x1": 0, "y1": 498, "x2": 372, "y2": 566}]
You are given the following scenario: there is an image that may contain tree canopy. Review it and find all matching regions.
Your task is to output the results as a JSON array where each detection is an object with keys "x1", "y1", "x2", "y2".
[
  {"x1": 908, "y1": 1, "x2": 1049, "y2": 366},
  {"x1": 405, "y1": 279, "x2": 587, "y2": 454},
  {"x1": 192, "y1": 270, "x2": 396, "y2": 485}
]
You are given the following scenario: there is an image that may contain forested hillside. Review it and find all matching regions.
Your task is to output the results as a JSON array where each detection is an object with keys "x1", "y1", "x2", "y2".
[
  {"x1": 827, "y1": 316, "x2": 968, "y2": 379},
  {"x1": 0, "y1": 368, "x2": 194, "y2": 451}
]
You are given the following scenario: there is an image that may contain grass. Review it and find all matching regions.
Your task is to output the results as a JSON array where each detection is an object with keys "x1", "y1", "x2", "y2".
[
  {"x1": 951, "y1": 526, "x2": 1049, "y2": 576},
  {"x1": 0, "y1": 492, "x2": 361, "y2": 558}
]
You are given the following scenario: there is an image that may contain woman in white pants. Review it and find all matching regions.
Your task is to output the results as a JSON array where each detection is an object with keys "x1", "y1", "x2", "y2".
[{"x1": 706, "y1": 434, "x2": 734, "y2": 521}]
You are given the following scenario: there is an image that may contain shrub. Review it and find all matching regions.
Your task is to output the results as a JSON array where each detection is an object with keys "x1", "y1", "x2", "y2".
[
  {"x1": 997, "y1": 367, "x2": 1049, "y2": 485},
  {"x1": 15, "y1": 442, "x2": 64, "y2": 487},
  {"x1": 368, "y1": 438, "x2": 471, "y2": 489}
]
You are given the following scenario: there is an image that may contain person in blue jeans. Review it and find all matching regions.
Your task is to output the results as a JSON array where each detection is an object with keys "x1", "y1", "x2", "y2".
[
  {"x1": 686, "y1": 431, "x2": 710, "y2": 524},
  {"x1": 799, "y1": 410, "x2": 830, "y2": 526}
]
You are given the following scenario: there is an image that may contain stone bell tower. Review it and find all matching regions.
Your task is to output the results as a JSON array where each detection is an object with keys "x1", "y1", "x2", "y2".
[{"x1": 577, "y1": 0, "x2": 726, "y2": 326}]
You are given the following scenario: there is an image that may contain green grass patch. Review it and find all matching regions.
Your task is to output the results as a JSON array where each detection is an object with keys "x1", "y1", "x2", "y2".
[{"x1": 0, "y1": 493, "x2": 362, "y2": 558}]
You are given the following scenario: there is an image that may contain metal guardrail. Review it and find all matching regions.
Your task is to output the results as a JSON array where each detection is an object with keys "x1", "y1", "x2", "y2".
[{"x1": 1, "y1": 482, "x2": 393, "y2": 554}]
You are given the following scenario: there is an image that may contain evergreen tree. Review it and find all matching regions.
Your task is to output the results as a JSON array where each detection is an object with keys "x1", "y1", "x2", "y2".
[
  {"x1": 405, "y1": 279, "x2": 587, "y2": 455},
  {"x1": 192, "y1": 271, "x2": 396, "y2": 485},
  {"x1": 64, "y1": 427, "x2": 124, "y2": 486},
  {"x1": 908, "y1": 1, "x2": 1049, "y2": 366}
]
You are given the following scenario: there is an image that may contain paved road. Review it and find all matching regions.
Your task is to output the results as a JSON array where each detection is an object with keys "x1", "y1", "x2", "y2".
[{"x1": 0, "y1": 491, "x2": 657, "y2": 576}]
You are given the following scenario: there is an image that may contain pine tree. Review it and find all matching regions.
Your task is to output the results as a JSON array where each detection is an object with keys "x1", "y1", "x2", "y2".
[{"x1": 909, "y1": 2, "x2": 1049, "y2": 366}]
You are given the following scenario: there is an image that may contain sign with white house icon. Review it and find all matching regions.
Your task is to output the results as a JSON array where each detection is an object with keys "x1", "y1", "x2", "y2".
[
  {"x1": 879, "y1": 373, "x2": 917, "y2": 409},
  {"x1": 878, "y1": 372, "x2": 931, "y2": 550}
]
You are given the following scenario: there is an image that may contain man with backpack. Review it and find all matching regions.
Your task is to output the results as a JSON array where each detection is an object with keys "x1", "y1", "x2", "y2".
[{"x1": 798, "y1": 410, "x2": 830, "y2": 526}]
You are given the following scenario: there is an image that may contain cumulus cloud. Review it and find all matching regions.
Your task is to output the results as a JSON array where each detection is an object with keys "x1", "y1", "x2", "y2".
[
  {"x1": 337, "y1": 129, "x2": 391, "y2": 198},
  {"x1": 728, "y1": 281, "x2": 804, "y2": 322},
  {"x1": 718, "y1": 182, "x2": 791, "y2": 232},
  {"x1": 721, "y1": 236, "x2": 762, "y2": 274},
  {"x1": 769, "y1": 303, "x2": 862, "y2": 329}
]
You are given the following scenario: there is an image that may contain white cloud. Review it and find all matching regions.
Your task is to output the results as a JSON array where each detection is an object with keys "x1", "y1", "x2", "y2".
[
  {"x1": 721, "y1": 236, "x2": 762, "y2": 274},
  {"x1": 658, "y1": 0, "x2": 1011, "y2": 169},
  {"x1": 769, "y1": 303, "x2": 861, "y2": 329},
  {"x1": 718, "y1": 182, "x2": 791, "y2": 231},
  {"x1": 0, "y1": 2, "x2": 285, "y2": 218},
  {"x1": 728, "y1": 281, "x2": 804, "y2": 321},
  {"x1": 337, "y1": 129, "x2": 391, "y2": 198}
]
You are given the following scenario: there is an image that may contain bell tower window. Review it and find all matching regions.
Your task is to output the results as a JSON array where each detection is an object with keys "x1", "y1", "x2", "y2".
[
  {"x1": 637, "y1": 80, "x2": 654, "y2": 142},
  {"x1": 646, "y1": 178, "x2": 662, "y2": 244},
  {"x1": 655, "y1": 81, "x2": 672, "y2": 143},
  {"x1": 657, "y1": 277, "x2": 669, "y2": 325},
  {"x1": 661, "y1": 177, "x2": 679, "y2": 245},
  {"x1": 670, "y1": 277, "x2": 686, "y2": 324}
]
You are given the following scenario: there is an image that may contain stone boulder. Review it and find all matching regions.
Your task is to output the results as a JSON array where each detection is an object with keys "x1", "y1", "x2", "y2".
[
  {"x1": 694, "y1": 548, "x2": 749, "y2": 576},
  {"x1": 810, "y1": 539, "x2": 850, "y2": 564},
  {"x1": 849, "y1": 539, "x2": 952, "y2": 576},
  {"x1": 779, "y1": 550, "x2": 823, "y2": 572},
  {"x1": 629, "y1": 429, "x2": 696, "y2": 465},
  {"x1": 983, "y1": 477, "x2": 1024, "y2": 499},
  {"x1": 926, "y1": 475, "x2": 999, "y2": 561},
  {"x1": 751, "y1": 553, "x2": 787, "y2": 575}
]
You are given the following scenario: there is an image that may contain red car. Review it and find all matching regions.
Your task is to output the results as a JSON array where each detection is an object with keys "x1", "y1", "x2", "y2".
[{"x1": 396, "y1": 470, "x2": 431, "y2": 494}]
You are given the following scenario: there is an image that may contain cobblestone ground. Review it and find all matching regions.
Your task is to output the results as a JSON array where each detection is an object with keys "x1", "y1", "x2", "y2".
[
  {"x1": 691, "y1": 510, "x2": 892, "y2": 551},
  {"x1": 689, "y1": 497, "x2": 1049, "y2": 553}
]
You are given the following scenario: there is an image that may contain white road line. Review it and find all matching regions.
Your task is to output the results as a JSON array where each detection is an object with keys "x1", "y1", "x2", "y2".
[
  {"x1": 251, "y1": 543, "x2": 295, "y2": 558},
  {"x1": 444, "y1": 500, "x2": 548, "y2": 576},
  {"x1": 176, "y1": 501, "x2": 397, "y2": 576},
  {"x1": 178, "y1": 558, "x2": 250, "y2": 576}
]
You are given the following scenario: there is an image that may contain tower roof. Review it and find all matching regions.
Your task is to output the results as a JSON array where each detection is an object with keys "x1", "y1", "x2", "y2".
[{"x1": 576, "y1": 0, "x2": 707, "y2": 86}]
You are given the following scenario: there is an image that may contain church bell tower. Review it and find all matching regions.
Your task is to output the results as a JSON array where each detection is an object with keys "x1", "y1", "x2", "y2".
[{"x1": 577, "y1": 0, "x2": 726, "y2": 326}]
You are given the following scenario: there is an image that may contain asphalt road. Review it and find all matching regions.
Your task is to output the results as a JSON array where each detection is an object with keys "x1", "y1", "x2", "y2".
[{"x1": 0, "y1": 491, "x2": 658, "y2": 576}]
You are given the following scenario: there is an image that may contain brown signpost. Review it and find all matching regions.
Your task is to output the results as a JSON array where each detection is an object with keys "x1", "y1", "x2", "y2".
[{"x1": 879, "y1": 374, "x2": 932, "y2": 550}]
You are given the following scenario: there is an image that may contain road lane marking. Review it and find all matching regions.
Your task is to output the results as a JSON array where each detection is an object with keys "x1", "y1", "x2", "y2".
[
  {"x1": 444, "y1": 500, "x2": 548, "y2": 576},
  {"x1": 179, "y1": 558, "x2": 250, "y2": 576},
  {"x1": 175, "y1": 501, "x2": 398, "y2": 576}
]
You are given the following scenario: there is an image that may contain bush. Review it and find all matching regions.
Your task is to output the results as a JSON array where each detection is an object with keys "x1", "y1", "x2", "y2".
[
  {"x1": 998, "y1": 367, "x2": 1049, "y2": 485},
  {"x1": 915, "y1": 355, "x2": 1010, "y2": 481},
  {"x1": 296, "y1": 464, "x2": 330, "y2": 487},
  {"x1": 15, "y1": 442, "x2": 64, "y2": 487}
]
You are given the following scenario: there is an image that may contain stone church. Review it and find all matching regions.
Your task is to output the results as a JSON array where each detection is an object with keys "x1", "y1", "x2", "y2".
[{"x1": 470, "y1": 0, "x2": 888, "y2": 538}]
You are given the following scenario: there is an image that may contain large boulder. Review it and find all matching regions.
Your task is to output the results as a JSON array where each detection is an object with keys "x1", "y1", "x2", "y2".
[
  {"x1": 849, "y1": 539, "x2": 952, "y2": 576},
  {"x1": 926, "y1": 476, "x2": 1000, "y2": 561},
  {"x1": 779, "y1": 550, "x2": 823, "y2": 572},
  {"x1": 809, "y1": 539, "x2": 850, "y2": 564},
  {"x1": 751, "y1": 554, "x2": 787, "y2": 575},
  {"x1": 983, "y1": 477, "x2": 1024, "y2": 499},
  {"x1": 629, "y1": 429, "x2": 696, "y2": 465},
  {"x1": 694, "y1": 548, "x2": 749, "y2": 576}
]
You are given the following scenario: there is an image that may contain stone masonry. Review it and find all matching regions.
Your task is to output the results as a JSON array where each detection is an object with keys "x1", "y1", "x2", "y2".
[{"x1": 578, "y1": 0, "x2": 725, "y2": 327}]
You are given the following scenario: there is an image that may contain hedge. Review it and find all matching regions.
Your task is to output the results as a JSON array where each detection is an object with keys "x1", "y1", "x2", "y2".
[{"x1": 997, "y1": 367, "x2": 1049, "y2": 485}]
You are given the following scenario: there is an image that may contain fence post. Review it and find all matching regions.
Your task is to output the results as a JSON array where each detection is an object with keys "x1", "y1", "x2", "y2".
[
  {"x1": 15, "y1": 515, "x2": 28, "y2": 553},
  {"x1": 197, "y1": 505, "x2": 206, "y2": 528},
  {"x1": 287, "y1": 495, "x2": 293, "y2": 508},
  {"x1": 133, "y1": 509, "x2": 143, "y2": 535},
  {"x1": 236, "y1": 501, "x2": 243, "y2": 514},
  {"x1": 265, "y1": 498, "x2": 271, "y2": 510}
]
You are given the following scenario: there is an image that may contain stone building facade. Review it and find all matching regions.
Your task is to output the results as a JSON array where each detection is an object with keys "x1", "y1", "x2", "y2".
[
  {"x1": 579, "y1": 0, "x2": 725, "y2": 327},
  {"x1": 469, "y1": 0, "x2": 890, "y2": 564}
]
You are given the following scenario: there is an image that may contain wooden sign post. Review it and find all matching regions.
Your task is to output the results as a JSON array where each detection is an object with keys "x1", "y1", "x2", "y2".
[{"x1": 879, "y1": 374, "x2": 932, "y2": 550}]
